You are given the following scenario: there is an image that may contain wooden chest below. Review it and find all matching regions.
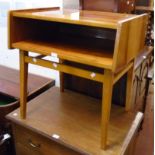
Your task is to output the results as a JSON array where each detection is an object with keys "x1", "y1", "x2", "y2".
[
  {"x1": 7, "y1": 87, "x2": 140, "y2": 155},
  {"x1": 12, "y1": 124, "x2": 80, "y2": 155}
]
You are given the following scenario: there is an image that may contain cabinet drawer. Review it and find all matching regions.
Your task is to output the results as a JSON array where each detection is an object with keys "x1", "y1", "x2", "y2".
[
  {"x1": 13, "y1": 124, "x2": 81, "y2": 155},
  {"x1": 16, "y1": 142, "x2": 41, "y2": 155}
]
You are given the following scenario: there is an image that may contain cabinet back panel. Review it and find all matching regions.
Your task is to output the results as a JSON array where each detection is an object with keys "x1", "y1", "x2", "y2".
[{"x1": 9, "y1": 17, "x2": 59, "y2": 45}]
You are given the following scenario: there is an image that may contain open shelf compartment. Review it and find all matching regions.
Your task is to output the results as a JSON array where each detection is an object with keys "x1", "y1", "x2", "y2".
[
  {"x1": 10, "y1": 16, "x2": 115, "y2": 69},
  {"x1": 9, "y1": 8, "x2": 147, "y2": 72}
]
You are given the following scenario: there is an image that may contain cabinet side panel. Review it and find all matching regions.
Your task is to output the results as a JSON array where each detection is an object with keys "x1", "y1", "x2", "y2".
[
  {"x1": 8, "y1": 12, "x2": 35, "y2": 49},
  {"x1": 113, "y1": 14, "x2": 148, "y2": 72},
  {"x1": 113, "y1": 23, "x2": 129, "y2": 72},
  {"x1": 127, "y1": 14, "x2": 148, "y2": 62},
  {"x1": 8, "y1": 16, "x2": 59, "y2": 49},
  {"x1": 8, "y1": 6, "x2": 60, "y2": 45},
  {"x1": 8, "y1": 11, "x2": 15, "y2": 49}
]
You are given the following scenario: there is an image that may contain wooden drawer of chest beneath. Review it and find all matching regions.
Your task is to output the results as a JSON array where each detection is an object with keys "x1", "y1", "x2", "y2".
[{"x1": 12, "y1": 123, "x2": 81, "y2": 155}]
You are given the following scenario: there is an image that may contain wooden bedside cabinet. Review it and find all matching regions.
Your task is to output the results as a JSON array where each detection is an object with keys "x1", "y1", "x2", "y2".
[{"x1": 8, "y1": 7, "x2": 147, "y2": 149}]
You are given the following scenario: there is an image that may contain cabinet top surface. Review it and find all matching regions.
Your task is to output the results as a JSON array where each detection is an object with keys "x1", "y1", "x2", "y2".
[
  {"x1": 7, "y1": 87, "x2": 135, "y2": 155},
  {"x1": 11, "y1": 7, "x2": 138, "y2": 29}
]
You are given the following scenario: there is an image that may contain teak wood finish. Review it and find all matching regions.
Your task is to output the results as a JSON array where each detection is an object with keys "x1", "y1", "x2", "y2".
[
  {"x1": 7, "y1": 87, "x2": 143, "y2": 155},
  {"x1": 8, "y1": 7, "x2": 148, "y2": 149}
]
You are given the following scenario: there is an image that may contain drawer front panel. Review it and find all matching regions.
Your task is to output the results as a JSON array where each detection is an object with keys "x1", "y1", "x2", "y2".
[
  {"x1": 16, "y1": 142, "x2": 41, "y2": 155},
  {"x1": 13, "y1": 124, "x2": 81, "y2": 155}
]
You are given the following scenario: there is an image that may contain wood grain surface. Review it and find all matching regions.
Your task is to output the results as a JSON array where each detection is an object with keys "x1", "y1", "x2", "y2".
[
  {"x1": 0, "y1": 65, "x2": 55, "y2": 98},
  {"x1": 7, "y1": 87, "x2": 136, "y2": 155}
]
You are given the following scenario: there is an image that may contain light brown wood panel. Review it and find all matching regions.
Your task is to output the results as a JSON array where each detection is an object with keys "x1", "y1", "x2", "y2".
[
  {"x1": 8, "y1": 12, "x2": 38, "y2": 49},
  {"x1": 127, "y1": 14, "x2": 148, "y2": 61},
  {"x1": 125, "y1": 65, "x2": 134, "y2": 111},
  {"x1": 113, "y1": 14, "x2": 148, "y2": 72},
  {"x1": 12, "y1": 40, "x2": 113, "y2": 69},
  {"x1": 10, "y1": 8, "x2": 138, "y2": 30},
  {"x1": 19, "y1": 51, "x2": 28, "y2": 119},
  {"x1": 101, "y1": 70, "x2": 113, "y2": 149},
  {"x1": 24, "y1": 56, "x2": 105, "y2": 83},
  {"x1": 113, "y1": 22, "x2": 129, "y2": 72}
]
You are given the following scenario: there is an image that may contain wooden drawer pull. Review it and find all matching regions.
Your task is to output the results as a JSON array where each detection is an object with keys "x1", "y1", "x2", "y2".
[{"x1": 28, "y1": 139, "x2": 41, "y2": 148}]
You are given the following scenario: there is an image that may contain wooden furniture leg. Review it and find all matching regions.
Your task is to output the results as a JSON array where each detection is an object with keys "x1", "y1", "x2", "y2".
[
  {"x1": 60, "y1": 72, "x2": 64, "y2": 92},
  {"x1": 59, "y1": 59, "x2": 64, "y2": 92},
  {"x1": 101, "y1": 70, "x2": 113, "y2": 149},
  {"x1": 20, "y1": 50, "x2": 28, "y2": 119},
  {"x1": 125, "y1": 65, "x2": 134, "y2": 111}
]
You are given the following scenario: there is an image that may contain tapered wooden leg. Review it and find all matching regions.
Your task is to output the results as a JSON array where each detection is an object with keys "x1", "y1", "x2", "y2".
[
  {"x1": 60, "y1": 72, "x2": 64, "y2": 92},
  {"x1": 125, "y1": 65, "x2": 134, "y2": 111},
  {"x1": 101, "y1": 70, "x2": 113, "y2": 149},
  {"x1": 59, "y1": 59, "x2": 64, "y2": 92},
  {"x1": 20, "y1": 50, "x2": 28, "y2": 119}
]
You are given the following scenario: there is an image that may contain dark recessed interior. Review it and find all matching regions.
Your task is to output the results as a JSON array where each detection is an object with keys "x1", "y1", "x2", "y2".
[
  {"x1": 14, "y1": 17, "x2": 116, "y2": 54},
  {"x1": 0, "y1": 93, "x2": 17, "y2": 106}
]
